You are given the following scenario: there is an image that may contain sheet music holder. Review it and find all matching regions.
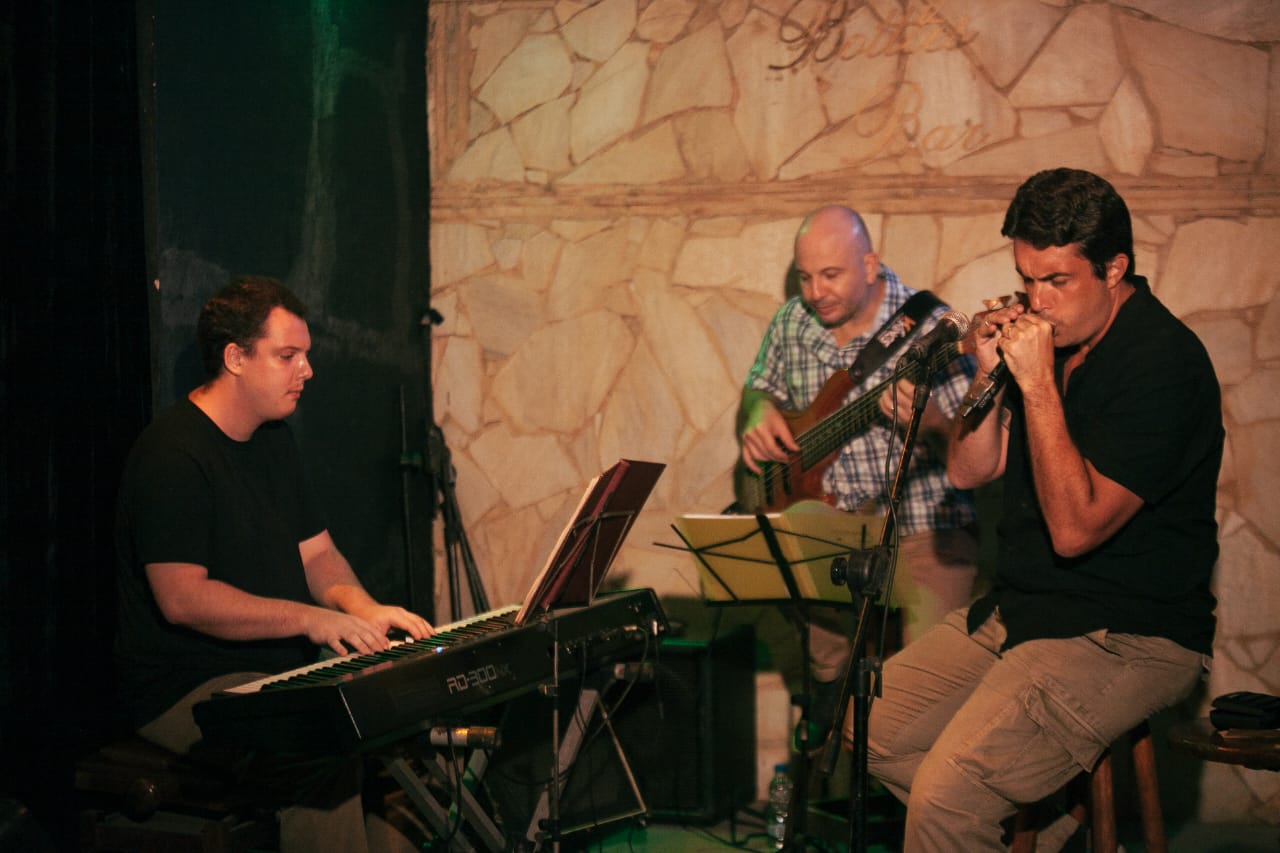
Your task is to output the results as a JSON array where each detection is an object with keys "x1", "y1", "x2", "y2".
[
  {"x1": 505, "y1": 458, "x2": 664, "y2": 849},
  {"x1": 516, "y1": 458, "x2": 665, "y2": 625},
  {"x1": 669, "y1": 501, "x2": 900, "y2": 608}
]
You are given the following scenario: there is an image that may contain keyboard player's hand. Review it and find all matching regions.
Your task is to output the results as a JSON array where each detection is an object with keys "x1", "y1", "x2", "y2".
[
  {"x1": 356, "y1": 604, "x2": 435, "y2": 644},
  {"x1": 306, "y1": 608, "x2": 402, "y2": 657}
]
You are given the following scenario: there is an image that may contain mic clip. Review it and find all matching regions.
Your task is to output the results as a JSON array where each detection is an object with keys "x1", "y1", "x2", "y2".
[
  {"x1": 960, "y1": 362, "x2": 1007, "y2": 418},
  {"x1": 426, "y1": 725, "x2": 502, "y2": 750}
]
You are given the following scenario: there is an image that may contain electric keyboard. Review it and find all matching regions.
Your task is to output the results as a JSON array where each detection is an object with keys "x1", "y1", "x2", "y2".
[{"x1": 192, "y1": 588, "x2": 667, "y2": 753}]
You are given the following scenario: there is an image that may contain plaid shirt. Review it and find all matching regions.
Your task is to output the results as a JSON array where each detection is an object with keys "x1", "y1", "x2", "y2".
[{"x1": 744, "y1": 266, "x2": 977, "y2": 536}]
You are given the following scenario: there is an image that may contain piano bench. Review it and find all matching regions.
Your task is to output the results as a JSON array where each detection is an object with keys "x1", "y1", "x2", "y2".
[{"x1": 75, "y1": 736, "x2": 278, "y2": 853}]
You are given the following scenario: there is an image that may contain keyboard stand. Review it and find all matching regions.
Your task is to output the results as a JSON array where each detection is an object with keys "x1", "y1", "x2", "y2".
[
  {"x1": 382, "y1": 740, "x2": 506, "y2": 852},
  {"x1": 526, "y1": 672, "x2": 648, "y2": 849}
]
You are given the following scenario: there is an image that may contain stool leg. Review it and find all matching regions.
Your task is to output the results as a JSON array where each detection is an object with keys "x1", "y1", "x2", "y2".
[
  {"x1": 1010, "y1": 806, "x2": 1037, "y2": 853},
  {"x1": 1090, "y1": 749, "x2": 1118, "y2": 853},
  {"x1": 1012, "y1": 721, "x2": 1167, "y2": 853},
  {"x1": 1130, "y1": 722, "x2": 1168, "y2": 853}
]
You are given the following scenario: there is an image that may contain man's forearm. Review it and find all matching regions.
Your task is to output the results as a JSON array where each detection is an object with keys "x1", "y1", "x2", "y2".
[
  {"x1": 1020, "y1": 385, "x2": 1142, "y2": 557},
  {"x1": 147, "y1": 565, "x2": 323, "y2": 640},
  {"x1": 306, "y1": 550, "x2": 371, "y2": 613},
  {"x1": 948, "y1": 397, "x2": 1007, "y2": 489},
  {"x1": 299, "y1": 530, "x2": 372, "y2": 612},
  {"x1": 322, "y1": 582, "x2": 379, "y2": 617}
]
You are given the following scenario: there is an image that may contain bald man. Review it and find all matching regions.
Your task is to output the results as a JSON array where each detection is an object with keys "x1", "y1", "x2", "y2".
[{"x1": 738, "y1": 206, "x2": 979, "y2": 739}]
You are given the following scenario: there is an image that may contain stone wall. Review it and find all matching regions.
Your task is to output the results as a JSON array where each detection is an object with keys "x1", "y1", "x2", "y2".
[{"x1": 427, "y1": 0, "x2": 1280, "y2": 819}]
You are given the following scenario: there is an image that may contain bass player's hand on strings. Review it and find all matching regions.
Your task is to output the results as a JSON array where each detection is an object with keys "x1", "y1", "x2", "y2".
[{"x1": 739, "y1": 391, "x2": 798, "y2": 474}]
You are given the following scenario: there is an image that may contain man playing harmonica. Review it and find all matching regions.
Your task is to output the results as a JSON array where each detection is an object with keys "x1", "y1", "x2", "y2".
[{"x1": 863, "y1": 168, "x2": 1223, "y2": 850}]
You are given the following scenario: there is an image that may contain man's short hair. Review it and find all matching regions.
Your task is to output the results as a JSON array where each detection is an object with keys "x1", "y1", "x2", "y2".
[
  {"x1": 197, "y1": 275, "x2": 308, "y2": 381},
  {"x1": 1001, "y1": 168, "x2": 1136, "y2": 282}
]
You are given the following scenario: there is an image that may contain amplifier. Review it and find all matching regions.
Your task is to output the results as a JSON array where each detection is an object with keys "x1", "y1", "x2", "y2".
[
  {"x1": 484, "y1": 624, "x2": 757, "y2": 836},
  {"x1": 614, "y1": 624, "x2": 757, "y2": 824}
]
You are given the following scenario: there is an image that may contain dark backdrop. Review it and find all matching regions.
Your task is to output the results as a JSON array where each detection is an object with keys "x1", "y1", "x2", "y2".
[{"x1": 1, "y1": 2, "x2": 432, "y2": 847}]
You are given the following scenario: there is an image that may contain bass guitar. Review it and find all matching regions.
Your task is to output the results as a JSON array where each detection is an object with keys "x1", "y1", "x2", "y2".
[{"x1": 734, "y1": 336, "x2": 971, "y2": 513}]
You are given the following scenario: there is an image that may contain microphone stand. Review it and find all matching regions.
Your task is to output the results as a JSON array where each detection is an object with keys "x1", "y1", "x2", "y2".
[
  {"x1": 401, "y1": 307, "x2": 490, "y2": 621},
  {"x1": 816, "y1": 370, "x2": 937, "y2": 853}
]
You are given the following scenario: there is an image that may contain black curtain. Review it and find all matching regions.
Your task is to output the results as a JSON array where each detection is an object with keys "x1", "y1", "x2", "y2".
[
  {"x1": 3, "y1": 1, "x2": 431, "y2": 847},
  {"x1": 2, "y1": 1, "x2": 151, "y2": 848}
]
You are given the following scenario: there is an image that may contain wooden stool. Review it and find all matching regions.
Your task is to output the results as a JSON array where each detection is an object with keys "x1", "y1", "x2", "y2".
[
  {"x1": 1011, "y1": 720, "x2": 1166, "y2": 853},
  {"x1": 75, "y1": 736, "x2": 277, "y2": 853}
]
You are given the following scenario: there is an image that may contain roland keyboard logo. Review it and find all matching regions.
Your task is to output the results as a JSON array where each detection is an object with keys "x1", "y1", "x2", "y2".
[{"x1": 445, "y1": 662, "x2": 513, "y2": 694}]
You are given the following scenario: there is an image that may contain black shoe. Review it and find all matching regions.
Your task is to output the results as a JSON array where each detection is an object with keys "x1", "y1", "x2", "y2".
[{"x1": 793, "y1": 680, "x2": 844, "y2": 755}]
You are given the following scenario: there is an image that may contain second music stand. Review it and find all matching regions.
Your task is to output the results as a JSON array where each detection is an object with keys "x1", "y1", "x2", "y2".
[{"x1": 667, "y1": 504, "x2": 896, "y2": 849}]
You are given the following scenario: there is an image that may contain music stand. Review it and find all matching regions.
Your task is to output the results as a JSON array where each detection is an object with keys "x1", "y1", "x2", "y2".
[
  {"x1": 385, "y1": 459, "x2": 664, "y2": 852},
  {"x1": 671, "y1": 505, "x2": 890, "y2": 607},
  {"x1": 667, "y1": 504, "x2": 895, "y2": 848},
  {"x1": 518, "y1": 458, "x2": 665, "y2": 851},
  {"x1": 516, "y1": 458, "x2": 665, "y2": 624}
]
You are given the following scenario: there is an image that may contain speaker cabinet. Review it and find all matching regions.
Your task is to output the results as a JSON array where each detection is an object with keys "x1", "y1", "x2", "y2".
[
  {"x1": 618, "y1": 624, "x2": 757, "y2": 824},
  {"x1": 484, "y1": 624, "x2": 757, "y2": 840}
]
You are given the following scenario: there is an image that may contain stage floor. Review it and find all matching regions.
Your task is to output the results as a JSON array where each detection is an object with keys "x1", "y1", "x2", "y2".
[{"x1": 583, "y1": 807, "x2": 1280, "y2": 852}]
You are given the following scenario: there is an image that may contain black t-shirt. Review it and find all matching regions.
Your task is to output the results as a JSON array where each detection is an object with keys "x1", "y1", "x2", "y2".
[
  {"x1": 114, "y1": 398, "x2": 326, "y2": 727},
  {"x1": 969, "y1": 279, "x2": 1223, "y2": 655}
]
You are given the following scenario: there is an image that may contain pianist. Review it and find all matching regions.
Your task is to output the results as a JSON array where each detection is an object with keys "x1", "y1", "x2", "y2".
[{"x1": 114, "y1": 275, "x2": 433, "y2": 852}]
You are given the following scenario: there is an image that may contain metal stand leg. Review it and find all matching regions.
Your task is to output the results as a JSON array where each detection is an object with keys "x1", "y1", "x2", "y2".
[
  {"x1": 382, "y1": 744, "x2": 506, "y2": 852},
  {"x1": 790, "y1": 612, "x2": 815, "y2": 846},
  {"x1": 526, "y1": 681, "x2": 647, "y2": 849}
]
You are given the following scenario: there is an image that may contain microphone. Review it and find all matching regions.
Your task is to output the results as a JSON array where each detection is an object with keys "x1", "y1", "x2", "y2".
[
  {"x1": 960, "y1": 360, "x2": 1008, "y2": 418},
  {"x1": 427, "y1": 726, "x2": 502, "y2": 749},
  {"x1": 904, "y1": 310, "x2": 970, "y2": 363},
  {"x1": 613, "y1": 661, "x2": 656, "y2": 683}
]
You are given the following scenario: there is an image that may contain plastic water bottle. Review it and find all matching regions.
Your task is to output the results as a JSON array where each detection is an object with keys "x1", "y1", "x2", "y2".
[{"x1": 766, "y1": 763, "x2": 793, "y2": 850}]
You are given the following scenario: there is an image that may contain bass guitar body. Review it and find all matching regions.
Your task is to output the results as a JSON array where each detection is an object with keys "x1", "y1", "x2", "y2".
[{"x1": 733, "y1": 369, "x2": 858, "y2": 514}]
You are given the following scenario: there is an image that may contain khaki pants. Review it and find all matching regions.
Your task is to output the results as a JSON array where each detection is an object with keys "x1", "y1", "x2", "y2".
[{"x1": 862, "y1": 607, "x2": 1207, "y2": 852}]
